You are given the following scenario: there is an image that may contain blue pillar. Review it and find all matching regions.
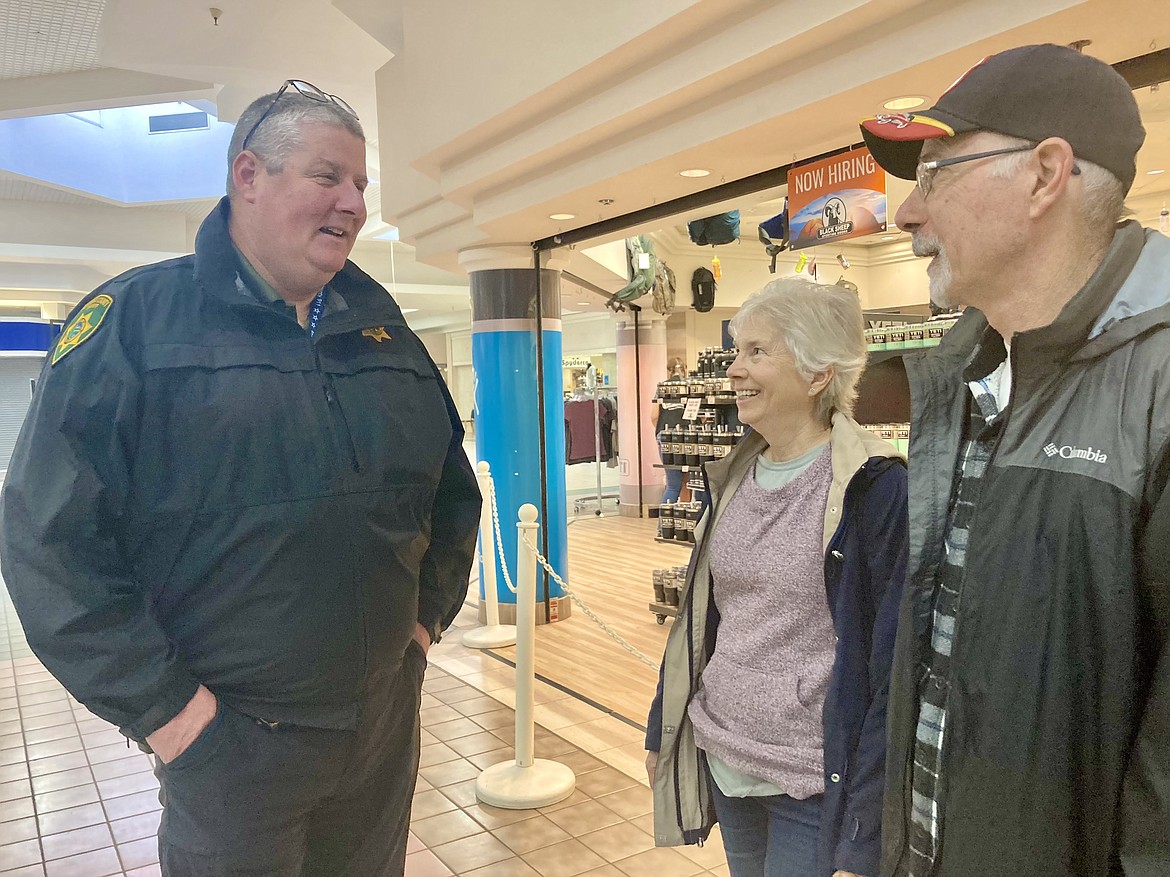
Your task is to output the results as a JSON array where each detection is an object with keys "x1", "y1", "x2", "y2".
[{"x1": 461, "y1": 248, "x2": 569, "y2": 623}]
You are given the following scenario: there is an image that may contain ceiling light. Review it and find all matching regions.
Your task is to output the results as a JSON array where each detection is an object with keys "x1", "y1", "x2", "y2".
[
  {"x1": 882, "y1": 96, "x2": 927, "y2": 111},
  {"x1": 576, "y1": 301, "x2": 590, "y2": 306},
  {"x1": 882, "y1": 235, "x2": 896, "y2": 240},
  {"x1": 549, "y1": 212, "x2": 575, "y2": 220},
  {"x1": 679, "y1": 168, "x2": 711, "y2": 178},
  {"x1": 1148, "y1": 169, "x2": 1165, "y2": 175}
]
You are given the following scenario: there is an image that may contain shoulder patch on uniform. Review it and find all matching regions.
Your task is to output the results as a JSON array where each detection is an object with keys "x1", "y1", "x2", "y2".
[{"x1": 52, "y1": 294, "x2": 113, "y2": 365}]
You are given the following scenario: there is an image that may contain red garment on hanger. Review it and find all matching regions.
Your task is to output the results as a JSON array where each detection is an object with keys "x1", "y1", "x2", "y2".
[{"x1": 565, "y1": 398, "x2": 612, "y2": 464}]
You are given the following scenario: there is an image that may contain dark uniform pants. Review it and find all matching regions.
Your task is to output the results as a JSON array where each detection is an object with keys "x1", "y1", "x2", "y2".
[{"x1": 155, "y1": 643, "x2": 426, "y2": 876}]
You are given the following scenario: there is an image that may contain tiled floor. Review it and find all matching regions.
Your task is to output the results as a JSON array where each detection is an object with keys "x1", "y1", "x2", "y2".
[
  {"x1": 0, "y1": 591, "x2": 162, "y2": 877},
  {"x1": 0, "y1": 591, "x2": 728, "y2": 875}
]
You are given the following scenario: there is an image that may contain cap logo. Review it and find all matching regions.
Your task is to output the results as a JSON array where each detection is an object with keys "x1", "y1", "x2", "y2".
[{"x1": 872, "y1": 113, "x2": 913, "y2": 129}]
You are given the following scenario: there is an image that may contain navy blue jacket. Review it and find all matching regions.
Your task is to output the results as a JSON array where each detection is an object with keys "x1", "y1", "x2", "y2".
[
  {"x1": 646, "y1": 420, "x2": 907, "y2": 877},
  {"x1": 0, "y1": 198, "x2": 480, "y2": 741}
]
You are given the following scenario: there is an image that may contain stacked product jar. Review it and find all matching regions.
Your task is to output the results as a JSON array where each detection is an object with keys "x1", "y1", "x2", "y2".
[
  {"x1": 659, "y1": 425, "x2": 743, "y2": 467},
  {"x1": 651, "y1": 566, "x2": 689, "y2": 607},
  {"x1": 658, "y1": 501, "x2": 703, "y2": 543},
  {"x1": 865, "y1": 316, "x2": 958, "y2": 352},
  {"x1": 860, "y1": 422, "x2": 911, "y2": 455}
]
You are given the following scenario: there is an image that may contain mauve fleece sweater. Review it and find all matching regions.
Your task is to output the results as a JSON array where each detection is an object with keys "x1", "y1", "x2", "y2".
[{"x1": 687, "y1": 446, "x2": 838, "y2": 799}]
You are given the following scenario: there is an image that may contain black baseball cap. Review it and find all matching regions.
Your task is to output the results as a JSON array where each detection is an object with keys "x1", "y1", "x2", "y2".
[{"x1": 860, "y1": 44, "x2": 1145, "y2": 191}]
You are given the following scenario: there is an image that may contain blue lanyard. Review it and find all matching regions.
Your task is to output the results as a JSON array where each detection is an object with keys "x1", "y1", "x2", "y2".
[{"x1": 308, "y1": 288, "x2": 327, "y2": 339}]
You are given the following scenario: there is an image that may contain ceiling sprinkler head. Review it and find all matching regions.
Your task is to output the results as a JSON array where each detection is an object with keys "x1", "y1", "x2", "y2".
[{"x1": 598, "y1": 198, "x2": 615, "y2": 206}]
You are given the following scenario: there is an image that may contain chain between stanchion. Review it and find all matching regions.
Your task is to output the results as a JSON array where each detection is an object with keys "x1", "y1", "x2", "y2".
[
  {"x1": 486, "y1": 473, "x2": 517, "y2": 594},
  {"x1": 484, "y1": 471, "x2": 660, "y2": 670},
  {"x1": 521, "y1": 531, "x2": 660, "y2": 670}
]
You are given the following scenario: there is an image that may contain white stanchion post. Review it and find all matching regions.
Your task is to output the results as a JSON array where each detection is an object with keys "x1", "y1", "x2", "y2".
[
  {"x1": 475, "y1": 504, "x2": 575, "y2": 809},
  {"x1": 462, "y1": 462, "x2": 517, "y2": 649}
]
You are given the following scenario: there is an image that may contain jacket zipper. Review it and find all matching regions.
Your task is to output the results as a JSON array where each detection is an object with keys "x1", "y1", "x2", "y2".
[
  {"x1": 893, "y1": 353, "x2": 950, "y2": 874},
  {"x1": 895, "y1": 354, "x2": 942, "y2": 869},
  {"x1": 310, "y1": 335, "x2": 361, "y2": 474},
  {"x1": 927, "y1": 344, "x2": 1018, "y2": 867}
]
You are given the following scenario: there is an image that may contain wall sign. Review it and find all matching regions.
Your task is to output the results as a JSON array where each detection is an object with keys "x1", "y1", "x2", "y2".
[{"x1": 788, "y1": 147, "x2": 887, "y2": 250}]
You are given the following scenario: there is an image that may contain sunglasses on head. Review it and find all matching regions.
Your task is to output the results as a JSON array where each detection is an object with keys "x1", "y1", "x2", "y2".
[{"x1": 240, "y1": 80, "x2": 359, "y2": 152}]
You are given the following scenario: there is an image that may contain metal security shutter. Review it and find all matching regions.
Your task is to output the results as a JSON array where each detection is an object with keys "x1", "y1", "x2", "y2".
[{"x1": 0, "y1": 356, "x2": 45, "y2": 472}]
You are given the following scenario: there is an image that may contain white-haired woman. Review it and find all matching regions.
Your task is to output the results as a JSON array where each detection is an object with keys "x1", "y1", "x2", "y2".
[{"x1": 645, "y1": 278, "x2": 908, "y2": 877}]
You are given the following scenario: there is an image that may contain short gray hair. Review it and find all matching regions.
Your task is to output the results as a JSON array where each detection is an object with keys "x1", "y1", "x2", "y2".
[
  {"x1": 729, "y1": 277, "x2": 867, "y2": 421},
  {"x1": 984, "y1": 134, "x2": 1128, "y2": 231},
  {"x1": 226, "y1": 90, "x2": 365, "y2": 195}
]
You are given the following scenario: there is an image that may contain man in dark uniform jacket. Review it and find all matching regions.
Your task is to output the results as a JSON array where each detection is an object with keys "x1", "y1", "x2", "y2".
[{"x1": 0, "y1": 80, "x2": 480, "y2": 875}]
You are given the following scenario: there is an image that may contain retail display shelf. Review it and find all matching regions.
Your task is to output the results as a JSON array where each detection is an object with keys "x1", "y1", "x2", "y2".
[
  {"x1": 649, "y1": 601, "x2": 679, "y2": 625},
  {"x1": 655, "y1": 395, "x2": 737, "y2": 405},
  {"x1": 866, "y1": 349, "x2": 912, "y2": 367},
  {"x1": 653, "y1": 463, "x2": 702, "y2": 471},
  {"x1": 694, "y1": 396, "x2": 737, "y2": 405},
  {"x1": 654, "y1": 537, "x2": 692, "y2": 548}
]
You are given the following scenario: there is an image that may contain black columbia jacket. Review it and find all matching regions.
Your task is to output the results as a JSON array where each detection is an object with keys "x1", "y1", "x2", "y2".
[
  {"x1": 0, "y1": 198, "x2": 480, "y2": 741},
  {"x1": 882, "y1": 222, "x2": 1170, "y2": 876}
]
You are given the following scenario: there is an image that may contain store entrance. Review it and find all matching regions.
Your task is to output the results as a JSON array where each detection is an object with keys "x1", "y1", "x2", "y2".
[{"x1": 474, "y1": 166, "x2": 932, "y2": 726}]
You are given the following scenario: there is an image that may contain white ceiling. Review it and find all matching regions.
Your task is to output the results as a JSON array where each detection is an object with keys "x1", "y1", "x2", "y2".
[{"x1": 0, "y1": 0, "x2": 107, "y2": 80}]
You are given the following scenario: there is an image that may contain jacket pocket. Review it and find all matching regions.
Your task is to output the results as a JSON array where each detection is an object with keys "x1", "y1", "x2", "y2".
[{"x1": 162, "y1": 700, "x2": 228, "y2": 772}]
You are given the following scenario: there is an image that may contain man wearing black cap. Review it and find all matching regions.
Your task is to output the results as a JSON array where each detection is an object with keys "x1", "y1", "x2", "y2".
[{"x1": 859, "y1": 44, "x2": 1169, "y2": 876}]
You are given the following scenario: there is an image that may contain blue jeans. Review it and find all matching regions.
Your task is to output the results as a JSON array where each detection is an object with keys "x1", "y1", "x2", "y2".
[{"x1": 710, "y1": 782, "x2": 824, "y2": 877}]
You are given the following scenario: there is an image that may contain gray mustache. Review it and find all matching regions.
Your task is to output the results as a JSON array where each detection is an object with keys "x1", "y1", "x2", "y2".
[{"x1": 912, "y1": 237, "x2": 940, "y2": 258}]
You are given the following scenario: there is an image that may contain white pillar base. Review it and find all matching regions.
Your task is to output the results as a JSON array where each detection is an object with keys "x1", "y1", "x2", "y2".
[
  {"x1": 475, "y1": 759, "x2": 576, "y2": 809},
  {"x1": 461, "y1": 625, "x2": 517, "y2": 649}
]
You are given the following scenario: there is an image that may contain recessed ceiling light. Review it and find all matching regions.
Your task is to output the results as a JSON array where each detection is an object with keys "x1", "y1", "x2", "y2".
[
  {"x1": 679, "y1": 168, "x2": 711, "y2": 178},
  {"x1": 549, "y1": 212, "x2": 575, "y2": 220},
  {"x1": 576, "y1": 301, "x2": 590, "y2": 306},
  {"x1": 882, "y1": 96, "x2": 927, "y2": 111},
  {"x1": 1148, "y1": 169, "x2": 1165, "y2": 175}
]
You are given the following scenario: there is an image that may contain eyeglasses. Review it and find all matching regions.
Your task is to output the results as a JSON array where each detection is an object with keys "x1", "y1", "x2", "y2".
[
  {"x1": 240, "y1": 79, "x2": 359, "y2": 152},
  {"x1": 914, "y1": 146, "x2": 1038, "y2": 198},
  {"x1": 915, "y1": 144, "x2": 1083, "y2": 199}
]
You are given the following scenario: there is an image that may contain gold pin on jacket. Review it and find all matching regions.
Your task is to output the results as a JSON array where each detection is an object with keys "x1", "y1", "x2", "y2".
[{"x1": 362, "y1": 326, "x2": 391, "y2": 343}]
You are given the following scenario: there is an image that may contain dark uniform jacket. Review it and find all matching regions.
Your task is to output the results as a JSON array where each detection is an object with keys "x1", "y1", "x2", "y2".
[
  {"x1": 0, "y1": 198, "x2": 480, "y2": 742},
  {"x1": 646, "y1": 414, "x2": 908, "y2": 877},
  {"x1": 882, "y1": 222, "x2": 1170, "y2": 877}
]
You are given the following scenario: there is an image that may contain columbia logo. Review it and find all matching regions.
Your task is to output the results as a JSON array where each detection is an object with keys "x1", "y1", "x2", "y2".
[{"x1": 1044, "y1": 442, "x2": 1108, "y2": 464}]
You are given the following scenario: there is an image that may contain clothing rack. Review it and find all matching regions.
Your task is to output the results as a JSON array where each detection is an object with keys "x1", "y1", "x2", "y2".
[{"x1": 569, "y1": 367, "x2": 618, "y2": 517}]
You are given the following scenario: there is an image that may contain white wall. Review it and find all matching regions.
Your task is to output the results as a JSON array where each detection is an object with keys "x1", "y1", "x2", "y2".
[
  {"x1": 864, "y1": 249, "x2": 932, "y2": 310},
  {"x1": 561, "y1": 313, "x2": 616, "y2": 355},
  {"x1": 418, "y1": 332, "x2": 447, "y2": 365}
]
